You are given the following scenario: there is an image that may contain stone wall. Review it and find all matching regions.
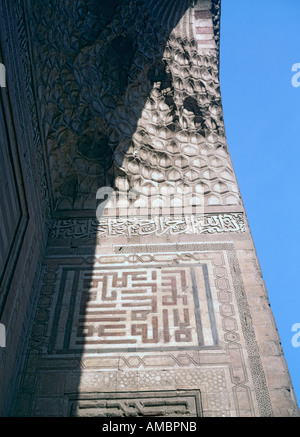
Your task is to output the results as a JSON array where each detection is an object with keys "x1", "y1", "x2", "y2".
[
  {"x1": 0, "y1": 0, "x2": 299, "y2": 417},
  {"x1": 0, "y1": 0, "x2": 50, "y2": 416}
]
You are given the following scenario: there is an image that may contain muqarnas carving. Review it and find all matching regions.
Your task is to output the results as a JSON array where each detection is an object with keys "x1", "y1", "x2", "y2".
[{"x1": 29, "y1": 0, "x2": 240, "y2": 211}]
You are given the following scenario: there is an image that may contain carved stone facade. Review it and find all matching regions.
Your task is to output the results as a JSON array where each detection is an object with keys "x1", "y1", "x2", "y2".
[
  {"x1": 0, "y1": 0, "x2": 299, "y2": 417},
  {"x1": 26, "y1": 0, "x2": 238, "y2": 212}
]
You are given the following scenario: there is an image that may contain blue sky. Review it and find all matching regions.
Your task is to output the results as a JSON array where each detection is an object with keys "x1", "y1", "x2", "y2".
[{"x1": 219, "y1": 0, "x2": 300, "y2": 406}]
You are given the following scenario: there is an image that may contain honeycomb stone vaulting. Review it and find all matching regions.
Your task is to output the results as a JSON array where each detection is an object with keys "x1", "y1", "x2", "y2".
[
  {"x1": 28, "y1": 0, "x2": 238, "y2": 211},
  {"x1": 0, "y1": 0, "x2": 299, "y2": 417}
]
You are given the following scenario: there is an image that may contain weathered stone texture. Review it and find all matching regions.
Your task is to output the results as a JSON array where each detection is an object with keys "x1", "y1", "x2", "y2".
[
  {"x1": 0, "y1": 0, "x2": 299, "y2": 418},
  {"x1": 26, "y1": 0, "x2": 238, "y2": 212}
]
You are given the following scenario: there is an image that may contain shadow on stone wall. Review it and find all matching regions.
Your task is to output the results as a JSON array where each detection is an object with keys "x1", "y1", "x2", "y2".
[{"x1": 9, "y1": 0, "x2": 201, "y2": 417}]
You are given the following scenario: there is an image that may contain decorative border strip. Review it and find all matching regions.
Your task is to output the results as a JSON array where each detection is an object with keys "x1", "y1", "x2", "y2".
[
  {"x1": 48, "y1": 213, "x2": 245, "y2": 239},
  {"x1": 12, "y1": 0, "x2": 51, "y2": 223}
]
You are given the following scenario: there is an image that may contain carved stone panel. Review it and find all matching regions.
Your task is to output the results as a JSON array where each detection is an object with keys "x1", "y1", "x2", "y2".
[
  {"x1": 47, "y1": 263, "x2": 218, "y2": 354},
  {"x1": 68, "y1": 390, "x2": 203, "y2": 417},
  {"x1": 11, "y1": 242, "x2": 276, "y2": 417}
]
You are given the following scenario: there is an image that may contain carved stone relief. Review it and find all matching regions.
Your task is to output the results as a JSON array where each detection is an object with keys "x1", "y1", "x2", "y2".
[
  {"x1": 1, "y1": 0, "x2": 299, "y2": 419},
  {"x1": 68, "y1": 390, "x2": 203, "y2": 417},
  {"x1": 27, "y1": 0, "x2": 240, "y2": 212},
  {"x1": 48, "y1": 213, "x2": 246, "y2": 239},
  {"x1": 11, "y1": 243, "x2": 274, "y2": 416}
]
